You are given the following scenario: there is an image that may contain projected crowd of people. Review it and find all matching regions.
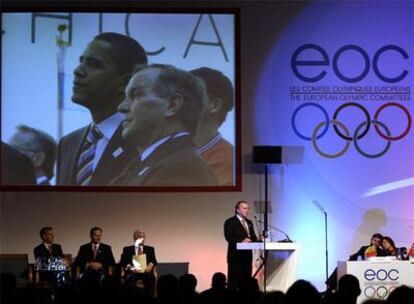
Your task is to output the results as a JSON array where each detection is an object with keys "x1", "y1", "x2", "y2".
[{"x1": 1, "y1": 32, "x2": 235, "y2": 187}]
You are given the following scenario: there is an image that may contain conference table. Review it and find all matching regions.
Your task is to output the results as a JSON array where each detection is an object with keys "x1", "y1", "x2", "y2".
[{"x1": 337, "y1": 259, "x2": 414, "y2": 303}]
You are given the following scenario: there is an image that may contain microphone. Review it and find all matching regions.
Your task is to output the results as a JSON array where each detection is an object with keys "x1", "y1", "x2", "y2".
[{"x1": 257, "y1": 219, "x2": 293, "y2": 242}]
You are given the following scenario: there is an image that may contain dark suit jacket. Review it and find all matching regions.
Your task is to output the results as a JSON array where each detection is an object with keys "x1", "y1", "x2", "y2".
[
  {"x1": 224, "y1": 215, "x2": 258, "y2": 263},
  {"x1": 1, "y1": 142, "x2": 36, "y2": 185},
  {"x1": 56, "y1": 124, "x2": 136, "y2": 186},
  {"x1": 112, "y1": 135, "x2": 218, "y2": 186},
  {"x1": 120, "y1": 245, "x2": 158, "y2": 269},
  {"x1": 74, "y1": 243, "x2": 115, "y2": 273},
  {"x1": 34, "y1": 243, "x2": 64, "y2": 260},
  {"x1": 349, "y1": 245, "x2": 386, "y2": 260}
]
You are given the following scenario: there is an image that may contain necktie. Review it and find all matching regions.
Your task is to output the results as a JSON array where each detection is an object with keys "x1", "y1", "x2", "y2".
[
  {"x1": 76, "y1": 125, "x2": 103, "y2": 185},
  {"x1": 47, "y1": 245, "x2": 52, "y2": 255},
  {"x1": 138, "y1": 245, "x2": 143, "y2": 255},
  {"x1": 93, "y1": 244, "x2": 98, "y2": 259},
  {"x1": 242, "y1": 219, "x2": 250, "y2": 237}
]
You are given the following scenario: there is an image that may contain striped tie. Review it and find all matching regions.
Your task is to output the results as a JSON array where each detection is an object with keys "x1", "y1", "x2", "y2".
[
  {"x1": 76, "y1": 125, "x2": 103, "y2": 186},
  {"x1": 242, "y1": 219, "x2": 250, "y2": 237}
]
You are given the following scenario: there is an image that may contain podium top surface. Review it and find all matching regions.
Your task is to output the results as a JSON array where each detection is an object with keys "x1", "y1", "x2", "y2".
[
  {"x1": 339, "y1": 259, "x2": 414, "y2": 265},
  {"x1": 237, "y1": 242, "x2": 299, "y2": 251}
]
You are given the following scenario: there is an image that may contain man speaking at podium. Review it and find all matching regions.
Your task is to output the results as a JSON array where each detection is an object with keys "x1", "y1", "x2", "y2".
[{"x1": 224, "y1": 200, "x2": 258, "y2": 290}]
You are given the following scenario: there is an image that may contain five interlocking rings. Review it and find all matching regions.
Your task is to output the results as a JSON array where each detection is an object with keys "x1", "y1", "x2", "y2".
[{"x1": 291, "y1": 102, "x2": 412, "y2": 158}]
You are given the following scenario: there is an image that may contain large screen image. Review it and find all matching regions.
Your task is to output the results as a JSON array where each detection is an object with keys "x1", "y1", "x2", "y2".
[{"x1": 1, "y1": 10, "x2": 238, "y2": 190}]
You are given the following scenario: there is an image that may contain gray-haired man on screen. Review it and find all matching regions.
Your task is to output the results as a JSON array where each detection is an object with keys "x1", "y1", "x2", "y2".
[{"x1": 112, "y1": 64, "x2": 218, "y2": 186}]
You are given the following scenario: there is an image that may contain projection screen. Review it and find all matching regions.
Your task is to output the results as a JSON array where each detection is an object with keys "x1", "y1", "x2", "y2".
[{"x1": 1, "y1": 5, "x2": 239, "y2": 191}]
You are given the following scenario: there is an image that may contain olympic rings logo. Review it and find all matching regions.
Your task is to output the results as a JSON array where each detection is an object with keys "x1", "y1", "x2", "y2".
[
  {"x1": 291, "y1": 102, "x2": 412, "y2": 158},
  {"x1": 364, "y1": 285, "x2": 398, "y2": 300}
]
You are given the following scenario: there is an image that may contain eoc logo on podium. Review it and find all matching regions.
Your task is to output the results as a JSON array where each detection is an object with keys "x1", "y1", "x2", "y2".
[
  {"x1": 337, "y1": 260, "x2": 414, "y2": 303},
  {"x1": 289, "y1": 44, "x2": 412, "y2": 159},
  {"x1": 362, "y1": 268, "x2": 399, "y2": 299}
]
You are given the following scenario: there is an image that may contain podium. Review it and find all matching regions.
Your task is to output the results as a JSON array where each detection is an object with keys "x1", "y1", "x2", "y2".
[
  {"x1": 337, "y1": 259, "x2": 414, "y2": 303},
  {"x1": 237, "y1": 242, "x2": 300, "y2": 292}
]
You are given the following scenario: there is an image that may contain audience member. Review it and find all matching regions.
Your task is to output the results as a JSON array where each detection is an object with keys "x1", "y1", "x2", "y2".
[
  {"x1": 323, "y1": 274, "x2": 361, "y2": 304},
  {"x1": 386, "y1": 285, "x2": 414, "y2": 304},
  {"x1": 201, "y1": 272, "x2": 238, "y2": 304},
  {"x1": 155, "y1": 274, "x2": 179, "y2": 304},
  {"x1": 362, "y1": 300, "x2": 385, "y2": 304},
  {"x1": 285, "y1": 279, "x2": 321, "y2": 304},
  {"x1": 178, "y1": 273, "x2": 201, "y2": 304},
  {"x1": 4, "y1": 268, "x2": 413, "y2": 304},
  {"x1": 118, "y1": 284, "x2": 152, "y2": 304},
  {"x1": 337, "y1": 274, "x2": 361, "y2": 303},
  {"x1": 238, "y1": 277, "x2": 263, "y2": 304},
  {"x1": 260, "y1": 291, "x2": 286, "y2": 304},
  {"x1": 0, "y1": 272, "x2": 17, "y2": 304}
]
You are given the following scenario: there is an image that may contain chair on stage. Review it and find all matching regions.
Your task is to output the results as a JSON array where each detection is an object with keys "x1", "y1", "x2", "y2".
[
  {"x1": 0, "y1": 254, "x2": 33, "y2": 287},
  {"x1": 157, "y1": 262, "x2": 189, "y2": 278}
]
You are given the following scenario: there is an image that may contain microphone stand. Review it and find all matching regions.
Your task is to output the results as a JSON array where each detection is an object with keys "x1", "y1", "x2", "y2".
[
  {"x1": 256, "y1": 164, "x2": 283, "y2": 292},
  {"x1": 253, "y1": 216, "x2": 265, "y2": 279},
  {"x1": 253, "y1": 165, "x2": 270, "y2": 292},
  {"x1": 263, "y1": 164, "x2": 268, "y2": 293},
  {"x1": 312, "y1": 200, "x2": 328, "y2": 288}
]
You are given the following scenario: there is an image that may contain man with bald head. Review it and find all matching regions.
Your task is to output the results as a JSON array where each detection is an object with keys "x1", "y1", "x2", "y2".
[{"x1": 120, "y1": 229, "x2": 158, "y2": 295}]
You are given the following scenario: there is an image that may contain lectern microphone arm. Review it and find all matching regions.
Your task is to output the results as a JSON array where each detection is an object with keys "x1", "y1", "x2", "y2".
[{"x1": 258, "y1": 219, "x2": 293, "y2": 242}]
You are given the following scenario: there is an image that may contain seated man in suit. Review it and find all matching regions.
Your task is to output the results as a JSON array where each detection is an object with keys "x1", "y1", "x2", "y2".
[
  {"x1": 57, "y1": 32, "x2": 147, "y2": 186},
  {"x1": 113, "y1": 64, "x2": 218, "y2": 186},
  {"x1": 34, "y1": 226, "x2": 64, "y2": 261},
  {"x1": 120, "y1": 229, "x2": 157, "y2": 295},
  {"x1": 349, "y1": 233, "x2": 386, "y2": 260},
  {"x1": 33, "y1": 226, "x2": 64, "y2": 285},
  {"x1": 74, "y1": 226, "x2": 115, "y2": 284},
  {"x1": 326, "y1": 233, "x2": 386, "y2": 292}
]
